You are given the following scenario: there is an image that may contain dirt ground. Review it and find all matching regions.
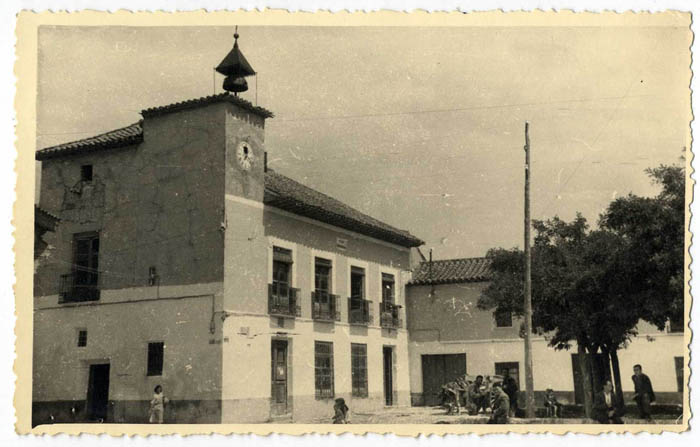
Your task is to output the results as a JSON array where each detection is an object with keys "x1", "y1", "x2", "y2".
[{"x1": 305, "y1": 405, "x2": 683, "y2": 425}]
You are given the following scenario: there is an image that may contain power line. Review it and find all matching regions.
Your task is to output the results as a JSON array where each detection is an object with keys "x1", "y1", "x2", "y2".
[{"x1": 273, "y1": 94, "x2": 655, "y2": 123}]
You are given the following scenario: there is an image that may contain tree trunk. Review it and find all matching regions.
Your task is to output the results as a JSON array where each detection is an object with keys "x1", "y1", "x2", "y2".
[
  {"x1": 578, "y1": 343, "x2": 594, "y2": 418},
  {"x1": 609, "y1": 348, "x2": 624, "y2": 413}
]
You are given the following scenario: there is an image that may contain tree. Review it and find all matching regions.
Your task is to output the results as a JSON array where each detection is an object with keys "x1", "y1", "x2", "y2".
[
  {"x1": 600, "y1": 164, "x2": 685, "y2": 331},
  {"x1": 479, "y1": 215, "x2": 638, "y2": 417},
  {"x1": 478, "y1": 163, "x2": 685, "y2": 418}
]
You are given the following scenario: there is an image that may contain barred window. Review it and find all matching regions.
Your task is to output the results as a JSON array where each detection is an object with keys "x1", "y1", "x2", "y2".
[
  {"x1": 351, "y1": 343, "x2": 368, "y2": 398},
  {"x1": 315, "y1": 341, "x2": 334, "y2": 399}
]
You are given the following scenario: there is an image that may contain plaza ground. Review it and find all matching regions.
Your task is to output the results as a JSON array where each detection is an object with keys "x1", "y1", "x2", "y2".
[{"x1": 303, "y1": 405, "x2": 684, "y2": 425}]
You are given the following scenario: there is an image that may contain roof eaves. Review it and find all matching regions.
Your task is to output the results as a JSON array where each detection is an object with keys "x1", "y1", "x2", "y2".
[
  {"x1": 140, "y1": 92, "x2": 274, "y2": 119},
  {"x1": 264, "y1": 191, "x2": 423, "y2": 248}
]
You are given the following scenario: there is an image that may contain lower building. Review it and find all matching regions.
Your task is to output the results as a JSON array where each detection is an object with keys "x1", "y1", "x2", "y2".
[{"x1": 405, "y1": 258, "x2": 685, "y2": 409}]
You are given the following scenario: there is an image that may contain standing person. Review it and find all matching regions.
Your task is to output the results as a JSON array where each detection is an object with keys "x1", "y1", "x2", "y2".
[
  {"x1": 632, "y1": 364, "x2": 655, "y2": 421},
  {"x1": 487, "y1": 383, "x2": 510, "y2": 424},
  {"x1": 502, "y1": 372, "x2": 519, "y2": 418},
  {"x1": 149, "y1": 385, "x2": 168, "y2": 424},
  {"x1": 332, "y1": 398, "x2": 349, "y2": 424},
  {"x1": 593, "y1": 380, "x2": 623, "y2": 424}
]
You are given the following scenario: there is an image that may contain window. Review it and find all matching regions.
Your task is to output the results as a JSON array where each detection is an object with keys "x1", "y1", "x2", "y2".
[
  {"x1": 61, "y1": 232, "x2": 100, "y2": 302},
  {"x1": 77, "y1": 329, "x2": 87, "y2": 347},
  {"x1": 81, "y1": 164, "x2": 93, "y2": 182},
  {"x1": 494, "y1": 309, "x2": 513, "y2": 327},
  {"x1": 147, "y1": 342, "x2": 164, "y2": 376},
  {"x1": 314, "y1": 341, "x2": 334, "y2": 399},
  {"x1": 272, "y1": 247, "x2": 293, "y2": 299},
  {"x1": 669, "y1": 315, "x2": 684, "y2": 333},
  {"x1": 351, "y1": 343, "x2": 368, "y2": 398},
  {"x1": 495, "y1": 362, "x2": 520, "y2": 389},
  {"x1": 313, "y1": 258, "x2": 335, "y2": 320},
  {"x1": 350, "y1": 267, "x2": 365, "y2": 300},
  {"x1": 675, "y1": 357, "x2": 684, "y2": 392},
  {"x1": 382, "y1": 273, "x2": 395, "y2": 305}
]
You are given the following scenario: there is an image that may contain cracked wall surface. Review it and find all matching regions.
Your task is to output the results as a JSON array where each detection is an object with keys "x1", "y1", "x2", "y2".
[{"x1": 35, "y1": 104, "x2": 228, "y2": 296}]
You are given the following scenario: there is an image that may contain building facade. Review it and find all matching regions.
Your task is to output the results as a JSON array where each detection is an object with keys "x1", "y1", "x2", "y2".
[
  {"x1": 405, "y1": 258, "x2": 685, "y2": 409},
  {"x1": 32, "y1": 91, "x2": 422, "y2": 425}
]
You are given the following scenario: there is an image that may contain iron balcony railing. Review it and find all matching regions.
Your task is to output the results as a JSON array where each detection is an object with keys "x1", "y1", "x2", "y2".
[
  {"x1": 348, "y1": 298, "x2": 373, "y2": 325},
  {"x1": 268, "y1": 285, "x2": 301, "y2": 317},
  {"x1": 59, "y1": 271, "x2": 100, "y2": 303},
  {"x1": 311, "y1": 291, "x2": 341, "y2": 322},
  {"x1": 379, "y1": 301, "x2": 402, "y2": 329}
]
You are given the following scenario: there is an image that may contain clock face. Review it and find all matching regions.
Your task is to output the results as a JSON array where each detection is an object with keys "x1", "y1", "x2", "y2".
[{"x1": 236, "y1": 141, "x2": 254, "y2": 171}]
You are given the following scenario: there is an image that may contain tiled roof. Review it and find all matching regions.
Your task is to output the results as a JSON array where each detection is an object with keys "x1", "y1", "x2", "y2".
[
  {"x1": 37, "y1": 93, "x2": 272, "y2": 161},
  {"x1": 141, "y1": 92, "x2": 273, "y2": 119},
  {"x1": 34, "y1": 105, "x2": 422, "y2": 248},
  {"x1": 408, "y1": 257, "x2": 492, "y2": 285},
  {"x1": 35, "y1": 122, "x2": 143, "y2": 160},
  {"x1": 264, "y1": 169, "x2": 424, "y2": 248}
]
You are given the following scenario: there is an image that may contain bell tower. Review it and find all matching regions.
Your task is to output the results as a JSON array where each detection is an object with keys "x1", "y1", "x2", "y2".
[
  {"x1": 217, "y1": 27, "x2": 268, "y2": 203},
  {"x1": 216, "y1": 26, "x2": 256, "y2": 95}
]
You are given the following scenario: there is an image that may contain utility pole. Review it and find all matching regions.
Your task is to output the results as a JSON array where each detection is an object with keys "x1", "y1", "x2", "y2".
[{"x1": 523, "y1": 121, "x2": 535, "y2": 418}]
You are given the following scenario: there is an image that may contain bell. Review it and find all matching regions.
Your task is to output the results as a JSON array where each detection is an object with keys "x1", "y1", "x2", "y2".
[{"x1": 223, "y1": 75, "x2": 248, "y2": 94}]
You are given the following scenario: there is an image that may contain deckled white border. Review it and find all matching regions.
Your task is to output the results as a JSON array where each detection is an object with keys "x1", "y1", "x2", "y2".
[{"x1": 2, "y1": 1, "x2": 699, "y2": 446}]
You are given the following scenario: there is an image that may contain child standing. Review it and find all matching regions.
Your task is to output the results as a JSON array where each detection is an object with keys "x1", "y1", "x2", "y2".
[{"x1": 149, "y1": 385, "x2": 169, "y2": 423}]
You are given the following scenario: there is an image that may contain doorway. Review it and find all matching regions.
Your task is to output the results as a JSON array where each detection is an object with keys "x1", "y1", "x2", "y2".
[
  {"x1": 86, "y1": 363, "x2": 110, "y2": 421},
  {"x1": 421, "y1": 354, "x2": 467, "y2": 406},
  {"x1": 271, "y1": 340, "x2": 289, "y2": 416},
  {"x1": 383, "y1": 346, "x2": 394, "y2": 406}
]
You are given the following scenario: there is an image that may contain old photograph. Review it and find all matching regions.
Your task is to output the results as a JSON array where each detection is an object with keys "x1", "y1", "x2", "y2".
[{"x1": 17, "y1": 11, "x2": 691, "y2": 434}]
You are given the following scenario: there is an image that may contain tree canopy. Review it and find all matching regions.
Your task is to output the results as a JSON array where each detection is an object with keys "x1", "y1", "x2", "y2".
[{"x1": 478, "y1": 163, "x2": 685, "y2": 350}]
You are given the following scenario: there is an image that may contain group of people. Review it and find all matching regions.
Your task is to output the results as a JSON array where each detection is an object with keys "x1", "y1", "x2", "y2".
[
  {"x1": 439, "y1": 373, "x2": 517, "y2": 424},
  {"x1": 593, "y1": 364, "x2": 656, "y2": 424},
  {"x1": 437, "y1": 364, "x2": 656, "y2": 424},
  {"x1": 149, "y1": 364, "x2": 655, "y2": 425}
]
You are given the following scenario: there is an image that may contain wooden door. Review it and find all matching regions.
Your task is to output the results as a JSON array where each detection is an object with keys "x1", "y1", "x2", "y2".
[
  {"x1": 383, "y1": 347, "x2": 393, "y2": 406},
  {"x1": 421, "y1": 354, "x2": 467, "y2": 406},
  {"x1": 271, "y1": 340, "x2": 288, "y2": 416}
]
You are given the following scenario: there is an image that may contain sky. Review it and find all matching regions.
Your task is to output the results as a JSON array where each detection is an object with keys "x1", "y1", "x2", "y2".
[{"x1": 36, "y1": 24, "x2": 691, "y2": 259}]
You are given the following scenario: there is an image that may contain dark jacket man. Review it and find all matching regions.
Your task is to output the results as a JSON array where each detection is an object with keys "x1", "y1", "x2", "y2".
[
  {"x1": 502, "y1": 375, "x2": 519, "y2": 416},
  {"x1": 593, "y1": 381, "x2": 623, "y2": 424},
  {"x1": 632, "y1": 364, "x2": 655, "y2": 420},
  {"x1": 487, "y1": 385, "x2": 510, "y2": 424}
]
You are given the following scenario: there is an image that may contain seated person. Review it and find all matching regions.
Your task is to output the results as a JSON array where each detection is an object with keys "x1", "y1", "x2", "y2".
[
  {"x1": 544, "y1": 388, "x2": 561, "y2": 418},
  {"x1": 592, "y1": 380, "x2": 623, "y2": 424},
  {"x1": 468, "y1": 375, "x2": 490, "y2": 414},
  {"x1": 333, "y1": 398, "x2": 349, "y2": 424}
]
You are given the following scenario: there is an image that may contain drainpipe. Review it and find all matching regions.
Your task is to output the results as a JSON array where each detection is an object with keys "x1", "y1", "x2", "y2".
[{"x1": 429, "y1": 248, "x2": 435, "y2": 297}]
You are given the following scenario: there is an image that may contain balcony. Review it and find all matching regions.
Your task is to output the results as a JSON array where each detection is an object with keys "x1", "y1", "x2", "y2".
[
  {"x1": 348, "y1": 298, "x2": 373, "y2": 325},
  {"x1": 311, "y1": 291, "x2": 340, "y2": 322},
  {"x1": 59, "y1": 271, "x2": 100, "y2": 303},
  {"x1": 379, "y1": 302, "x2": 402, "y2": 329},
  {"x1": 268, "y1": 285, "x2": 301, "y2": 317}
]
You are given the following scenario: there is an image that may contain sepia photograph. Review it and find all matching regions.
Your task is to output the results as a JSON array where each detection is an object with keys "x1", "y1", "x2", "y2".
[{"x1": 16, "y1": 10, "x2": 691, "y2": 434}]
